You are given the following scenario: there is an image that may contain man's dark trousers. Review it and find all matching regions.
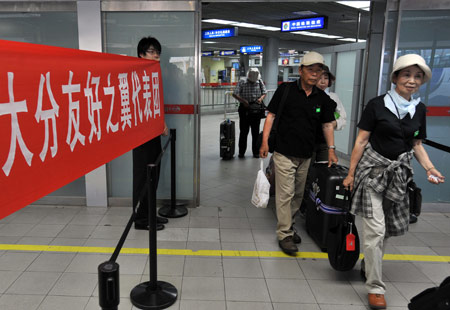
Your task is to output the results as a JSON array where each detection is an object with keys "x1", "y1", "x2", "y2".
[
  {"x1": 133, "y1": 136, "x2": 161, "y2": 219},
  {"x1": 238, "y1": 110, "x2": 261, "y2": 156}
]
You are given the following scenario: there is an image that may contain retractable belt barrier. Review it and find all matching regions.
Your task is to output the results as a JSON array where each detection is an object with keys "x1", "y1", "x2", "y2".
[
  {"x1": 423, "y1": 139, "x2": 450, "y2": 154},
  {"x1": 98, "y1": 128, "x2": 184, "y2": 310}
]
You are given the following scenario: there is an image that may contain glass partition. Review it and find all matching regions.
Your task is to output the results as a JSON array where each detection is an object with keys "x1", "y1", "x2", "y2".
[
  {"x1": 103, "y1": 11, "x2": 196, "y2": 201},
  {"x1": 334, "y1": 50, "x2": 357, "y2": 154}
]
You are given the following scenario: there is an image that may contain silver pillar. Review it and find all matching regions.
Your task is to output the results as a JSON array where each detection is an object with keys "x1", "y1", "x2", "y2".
[
  {"x1": 239, "y1": 54, "x2": 249, "y2": 78},
  {"x1": 283, "y1": 67, "x2": 289, "y2": 82},
  {"x1": 77, "y1": 0, "x2": 108, "y2": 207},
  {"x1": 263, "y1": 37, "x2": 279, "y2": 91},
  {"x1": 361, "y1": 0, "x2": 387, "y2": 107}
]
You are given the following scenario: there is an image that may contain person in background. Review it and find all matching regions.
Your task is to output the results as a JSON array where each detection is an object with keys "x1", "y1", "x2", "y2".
[
  {"x1": 233, "y1": 68, "x2": 267, "y2": 158},
  {"x1": 342, "y1": 54, "x2": 445, "y2": 310},
  {"x1": 260, "y1": 51, "x2": 338, "y2": 255},
  {"x1": 133, "y1": 36, "x2": 169, "y2": 231},
  {"x1": 314, "y1": 65, "x2": 347, "y2": 161}
]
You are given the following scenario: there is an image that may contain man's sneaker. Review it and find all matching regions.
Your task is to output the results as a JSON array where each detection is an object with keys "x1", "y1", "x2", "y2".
[
  {"x1": 157, "y1": 216, "x2": 169, "y2": 224},
  {"x1": 290, "y1": 226, "x2": 301, "y2": 244},
  {"x1": 293, "y1": 231, "x2": 302, "y2": 244},
  {"x1": 279, "y1": 236, "x2": 298, "y2": 255},
  {"x1": 368, "y1": 293, "x2": 386, "y2": 309},
  {"x1": 135, "y1": 219, "x2": 164, "y2": 231}
]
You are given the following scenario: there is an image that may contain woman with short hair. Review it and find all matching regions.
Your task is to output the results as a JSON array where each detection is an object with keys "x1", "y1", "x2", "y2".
[
  {"x1": 343, "y1": 54, "x2": 445, "y2": 310},
  {"x1": 315, "y1": 65, "x2": 347, "y2": 161}
]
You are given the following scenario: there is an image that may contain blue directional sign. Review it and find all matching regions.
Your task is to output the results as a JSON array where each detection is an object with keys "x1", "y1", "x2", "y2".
[
  {"x1": 202, "y1": 51, "x2": 214, "y2": 57},
  {"x1": 240, "y1": 45, "x2": 263, "y2": 54},
  {"x1": 219, "y1": 50, "x2": 236, "y2": 56},
  {"x1": 281, "y1": 16, "x2": 327, "y2": 32},
  {"x1": 202, "y1": 27, "x2": 238, "y2": 39}
]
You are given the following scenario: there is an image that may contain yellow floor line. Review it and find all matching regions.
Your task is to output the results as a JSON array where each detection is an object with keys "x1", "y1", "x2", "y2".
[{"x1": 1, "y1": 244, "x2": 450, "y2": 263}]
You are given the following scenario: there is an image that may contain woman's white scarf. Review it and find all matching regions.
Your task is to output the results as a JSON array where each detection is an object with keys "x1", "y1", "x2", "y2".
[{"x1": 384, "y1": 89, "x2": 421, "y2": 119}]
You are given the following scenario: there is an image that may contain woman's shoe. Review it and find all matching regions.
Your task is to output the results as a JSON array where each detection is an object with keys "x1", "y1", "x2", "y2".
[{"x1": 368, "y1": 293, "x2": 386, "y2": 309}]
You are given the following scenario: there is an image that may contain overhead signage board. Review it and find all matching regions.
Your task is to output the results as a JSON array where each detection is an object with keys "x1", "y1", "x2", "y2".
[
  {"x1": 281, "y1": 16, "x2": 327, "y2": 32},
  {"x1": 202, "y1": 27, "x2": 238, "y2": 39},
  {"x1": 219, "y1": 50, "x2": 236, "y2": 56},
  {"x1": 202, "y1": 51, "x2": 214, "y2": 57},
  {"x1": 240, "y1": 45, "x2": 263, "y2": 55}
]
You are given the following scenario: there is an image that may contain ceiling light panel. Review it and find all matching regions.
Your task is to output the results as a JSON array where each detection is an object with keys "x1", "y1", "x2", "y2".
[
  {"x1": 292, "y1": 31, "x2": 343, "y2": 39},
  {"x1": 335, "y1": 1, "x2": 370, "y2": 11},
  {"x1": 202, "y1": 19, "x2": 280, "y2": 31},
  {"x1": 202, "y1": 19, "x2": 235, "y2": 25},
  {"x1": 292, "y1": 11, "x2": 318, "y2": 16}
]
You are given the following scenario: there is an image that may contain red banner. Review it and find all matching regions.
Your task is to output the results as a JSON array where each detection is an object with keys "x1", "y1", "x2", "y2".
[{"x1": 0, "y1": 40, "x2": 164, "y2": 218}]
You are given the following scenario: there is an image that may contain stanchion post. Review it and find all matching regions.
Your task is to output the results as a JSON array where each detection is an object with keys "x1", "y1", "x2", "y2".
[
  {"x1": 148, "y1": 164, "x2": 158, "y2": 290},
  {"x1": 170, "y1": 129, "x2": 176, "y2": 209},
  {"x1": 98, "y1": 261, "x2": 120, "y2": 310},
  {"x1": 130, "y1": 164, "x2": 177, "y2": 309},
  {"x1": 158, "y1": 129, "x2": 188, "y2": 218}
]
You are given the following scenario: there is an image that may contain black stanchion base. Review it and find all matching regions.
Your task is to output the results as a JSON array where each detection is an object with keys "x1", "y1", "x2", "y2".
[
  {"x1": 130, "y1": 281, "x2": 177, "y2": 310},
  {"x1": 158, "y1": 204, "x2": 188, "y2": 218}
]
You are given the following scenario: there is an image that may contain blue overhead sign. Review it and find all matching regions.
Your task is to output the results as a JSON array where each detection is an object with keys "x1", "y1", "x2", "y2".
[
  {"x1": 240, "y1": 45, "x2": 263, "y2": 54},
  {"x1": 202, "y1": 51, "x2": 214, "y2": 57},
  {"x1": 202, "y1": 27, "x2": 237, "y2": 39},
  {"x1": 219, "y1": 50, "x2": 236, "y2": 56},
  {"x1": 281, "y1": 16, "x2": 327, "y2": 32}
]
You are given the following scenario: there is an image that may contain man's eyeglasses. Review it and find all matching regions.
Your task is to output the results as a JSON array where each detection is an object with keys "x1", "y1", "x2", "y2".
[{"x1": 146, "y1": 49, "x2": 160, "y2": 56}]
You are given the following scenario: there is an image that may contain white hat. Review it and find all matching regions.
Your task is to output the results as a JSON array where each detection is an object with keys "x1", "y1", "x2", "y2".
[
  {"x1": 390, "y1": 54, "x2": 432, "y2": 83},
  {"x1": 247, "y1": 68, "x2": 260, "y2": 82},
  {"x1": 300, "y1": 51, "x2": 325, "y2": 67}
]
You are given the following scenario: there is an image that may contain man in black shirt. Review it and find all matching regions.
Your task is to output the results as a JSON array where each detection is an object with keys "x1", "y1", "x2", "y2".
[
  {"x1": 260, "y1": 51, "x2": 338, "y2": 254},
  {"x1": 133, "y1": 36, "x2": 169, "y2": 231}
]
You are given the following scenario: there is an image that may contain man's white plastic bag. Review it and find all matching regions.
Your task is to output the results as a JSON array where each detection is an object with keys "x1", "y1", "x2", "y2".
[{"x1": 251, "y1": 159, "x2": 271, "y2": 208}]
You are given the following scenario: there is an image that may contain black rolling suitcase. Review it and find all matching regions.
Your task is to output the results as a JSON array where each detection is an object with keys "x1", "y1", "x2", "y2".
[
  {"x1": 305, "y1": 163, "x2": 349, "y2": 252},
  {"x1": 220, "y1": 119, "x2": 235, "y2": 159}
]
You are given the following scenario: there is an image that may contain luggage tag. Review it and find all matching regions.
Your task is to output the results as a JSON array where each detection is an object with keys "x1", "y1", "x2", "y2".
[{"x1": 346, "y1": 222, "x2": 356, "y2": 251}]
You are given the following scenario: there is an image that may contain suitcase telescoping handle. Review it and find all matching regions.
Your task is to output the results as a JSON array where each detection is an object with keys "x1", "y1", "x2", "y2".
[{"x1": 343, "y1": 190, "x2": 351, "y2": 212}]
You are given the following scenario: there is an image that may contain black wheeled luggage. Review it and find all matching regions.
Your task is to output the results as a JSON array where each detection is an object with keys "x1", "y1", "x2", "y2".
[
  {"x1": 305, "y1": 163, "x2": 349, "y2": 252},
  {"x1": 220, "y1": 119, "x2": 235, "y2": 159}
]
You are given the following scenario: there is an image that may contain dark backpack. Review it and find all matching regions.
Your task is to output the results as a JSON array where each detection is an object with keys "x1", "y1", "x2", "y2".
[{"x1": 408, "y1": 276, "x2": 450, "y2": 310}]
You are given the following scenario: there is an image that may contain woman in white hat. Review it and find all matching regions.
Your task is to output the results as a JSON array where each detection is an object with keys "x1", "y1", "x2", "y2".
[{"x1": 343, "y1": 54, "x2": 445, "y2": 310}]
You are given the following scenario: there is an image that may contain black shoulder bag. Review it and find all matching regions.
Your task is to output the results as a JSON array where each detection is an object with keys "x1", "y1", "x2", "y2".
[
  {"x1": 248, "y1": 79, "x2": 267, "y2": 118},
  {"x1": 388, "y1": 93, "x2": 422, "y2": 217},
  {"x1": 257, "y1": 82, "x2": 291, "y2": 153}
]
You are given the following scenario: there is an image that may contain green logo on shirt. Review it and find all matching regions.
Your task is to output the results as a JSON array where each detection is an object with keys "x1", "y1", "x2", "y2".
[
  {"x1": 414, "y1": 130, "x2": 419, "y2": 137},
  {"x1": 316, "y1": 107, "x2": 321, "y2": 113}
]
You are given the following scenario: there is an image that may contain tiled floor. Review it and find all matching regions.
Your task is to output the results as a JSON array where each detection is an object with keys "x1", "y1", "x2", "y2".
[{"x1": 0, "y1": 113, "x2": 449, "y2": 310}]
